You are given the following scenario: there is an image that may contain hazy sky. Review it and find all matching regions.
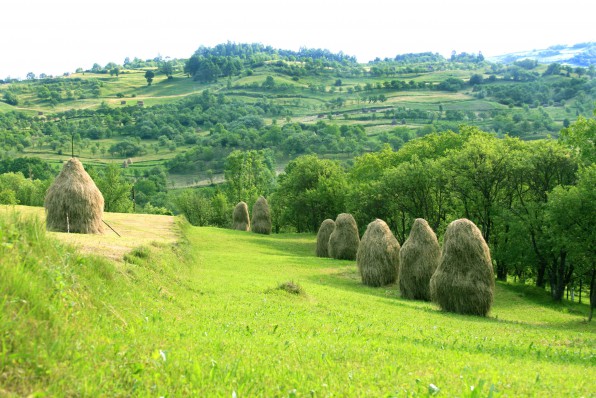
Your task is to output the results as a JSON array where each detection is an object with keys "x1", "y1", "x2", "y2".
[{"x1": 2, "y1": 0, "x2": 594, "y2": 79}]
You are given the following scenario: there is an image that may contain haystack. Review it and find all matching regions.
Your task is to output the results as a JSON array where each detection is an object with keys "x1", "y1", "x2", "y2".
[
  {"x1": 399, "y1": 218, "x2": 441, "y2": 301},
  {"x1": 232, "y1": 201, "x2": 250, "y2": 231},
  {"x1": 44, "y1": 158, "x2": 104, "y2": 234},
  {"x1": 315, "y1": 219, "x2": 335, "y2": 257},
  {"x1": 430, "y1": 218, "x2": 494, "y2": 316},
  {"x1": 251, "y1": 196, "x2": 272, "y2": 234},
  {"x1": 357, "y1": 219, "x2": 400, "y2": 287},
  {"x1": 328, "y1": 213, "x2": 360, "y2": 260}
]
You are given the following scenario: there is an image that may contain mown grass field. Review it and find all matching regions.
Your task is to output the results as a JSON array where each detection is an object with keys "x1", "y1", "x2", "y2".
[{"x1": 1, "y1": 207, "x2": 593, "y2": 397}]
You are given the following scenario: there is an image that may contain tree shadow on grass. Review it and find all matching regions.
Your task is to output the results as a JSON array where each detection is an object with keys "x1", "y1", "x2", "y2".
[{"x1": 307, "y1": 265, "x2": 595, "y2": 334}]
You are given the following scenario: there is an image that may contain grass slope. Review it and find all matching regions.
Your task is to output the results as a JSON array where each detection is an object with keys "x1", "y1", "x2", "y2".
[{"x1": 1, "y1": 209, "x2": 594, "y2": 396}]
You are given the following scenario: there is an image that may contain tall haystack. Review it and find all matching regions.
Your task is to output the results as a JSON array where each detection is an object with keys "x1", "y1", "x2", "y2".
[
  {"x1": 399, "y1": 218, "x2": 441, "y2": 301},
  {"x1": 316, "y1": 219, "x2": 335, "y2": 257},
  {"x1": 232, "y1": 201, "x2": 250, "y2": 231},
  {"x1": 251, "y1": 196, "x2": 272, "y2": 234},
  {"x1": 430, "y1": 218, "x2": 494, "y2": 316},
  {"x1": 44, "y1": 158, "x2": 104, "y2": 234},
  {"x1": 357, "y1": 219, "x2": 400, "y2": 287},
  {"x1": 328, "y1": 213, "x2": 360, "y2": 260}
]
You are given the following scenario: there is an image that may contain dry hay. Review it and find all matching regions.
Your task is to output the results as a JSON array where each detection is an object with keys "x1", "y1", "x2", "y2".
[
  {"x1": 232, "y1": 201, "x2": 250, "y2": 231},
  {"x1": 251, "y1": 196, "x2": 272, "y2": 234},
  {"x1": 356, "y1": 218, "x2": 400, "y2": 287},
  {"x1": 44, "y1": 158, "x2": 104, "y2": 234},
  {"x1": 399, "y1": 218, "x2": 441, "y2": 301},
  {"x1": 328, "y1": 213, "x2": 360, "y2": 260},
  {"x1": 430, "y1": 218, "x2": 494, "y2": 316},
  {"x1": 315, "y1": 219, "x2": 335, "y2": 257}
]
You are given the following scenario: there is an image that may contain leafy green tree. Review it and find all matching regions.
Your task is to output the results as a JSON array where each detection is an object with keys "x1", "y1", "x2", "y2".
[
  {"x1": 272, "y1": 155, "x2": 347, "y2": 232},
  {"x1": 262, "y1": 76, "x2": 275, "y2": 89},
  {"x1": 174, "y1": 190, "x2": 212, "y2": 226},
  {"x1": 94, "y1": 164, "x2": 133, "y2": 212},
  {"x1": 3, "y1": 91, "x2": 18, "y2": 106},
  {"x1": 161, "y1": 60, "x2": 174, "y2": 79},
  {"x1": 545, "y1": 165, "x2": 596, "y2": 301},
  {"x1": 559, "y1": 113, "x2": 596, "y2": 166},
  {"x1": 144, "y1": 70, "x2": 155, "y2": 86},
  {"x1": 509, "y1": 140, "x2": 578, "y2": 287},
  {"x1": 224, "y1": 149, "x2": 275, "y2": 205}
]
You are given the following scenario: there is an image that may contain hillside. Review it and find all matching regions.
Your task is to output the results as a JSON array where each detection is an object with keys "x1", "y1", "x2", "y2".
[
  {"x1": 0, "y1": 207, "x2": 594, "y2": 396},
  {"x1": 1, "y1": 43, "x2": 595, "y2": 189},
  {"x1": 489, "y1": 42, "x2": 596, "y2": 67}
]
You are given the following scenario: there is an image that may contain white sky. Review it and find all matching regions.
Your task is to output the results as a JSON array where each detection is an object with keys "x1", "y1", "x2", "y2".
[{"x1": 1, "y1": 0, "x2": 594, "y2": 79}]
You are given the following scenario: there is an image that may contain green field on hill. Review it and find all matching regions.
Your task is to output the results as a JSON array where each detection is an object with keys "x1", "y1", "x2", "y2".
[{"x1": 1, "y1": 207, "x2": 593, "y2": 396}]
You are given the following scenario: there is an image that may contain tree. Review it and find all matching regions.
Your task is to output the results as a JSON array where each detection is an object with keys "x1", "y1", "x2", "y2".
[
  {"x1": 545, "y1": 165, "x2": 596, "y2": 301},
  {"x1": 272, "y1": 155, "x2": 347, "y2": 232},
  {"x1": 3, "y1": 91, "x2": 18, "y2": 106},
  {"x1": 161, "y1": 60, "x2": 174, "y2": 79},
  {"x1": 94, "y1": 164, "x2": 133, "y2": 212},
  {"x1": 262, "y1": 76, "x2": 275, "y2": 89},
  {"x1": 559, "y1": 113, "x2": 596, "y2": 166},
  {"x1": 224, "y1": 149, "x2": 275, "y2": 205},
  {"x1": 509, "y1": 140, "x2": 578, "y2": 287},
  {"x1": 144, "y1": 70, "x2": 155, "y2": 86}
]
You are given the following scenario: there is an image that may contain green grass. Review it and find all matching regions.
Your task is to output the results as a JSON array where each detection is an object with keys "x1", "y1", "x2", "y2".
[{"x1": 1, "y1": 209, "x2": 593, "y2": 396}]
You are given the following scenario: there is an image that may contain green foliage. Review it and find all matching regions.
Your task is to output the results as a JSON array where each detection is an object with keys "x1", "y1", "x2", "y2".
[
  {"x1": 0, "y1": 172, "x2": 48, "y2": 206},
  {"x1": 93, "y1": 164, "x2": 133, "y2": 213},
  {"x1": 272, "y1": 155, "x2": 347, "y2": 232},
  {"x1": 144, "y1": 70, "x2": 155, "y2": 86},
  {"x1": 559, "y1": 114, "x2": 596, "y2": 165},
  {"x1": 224, "y1": 149, "x2": 275, "y2": 205}
]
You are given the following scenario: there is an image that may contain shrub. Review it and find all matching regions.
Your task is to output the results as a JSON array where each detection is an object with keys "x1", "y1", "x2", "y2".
[
  {"x1": 430, "y1": 218, "x2": 494, "y2": 316},
  {"x1": 399, "y1": 218, "x2": 441, "y2": 301},
  {"x1": 357, "y1": 219, "x2": 400, "y2": 287},
  {"x1": 315, "y1": 219, "x2": 335, "y2": 257},
  {"x1": 328, "y1": 213, "x2": 360, "y2": 260}
]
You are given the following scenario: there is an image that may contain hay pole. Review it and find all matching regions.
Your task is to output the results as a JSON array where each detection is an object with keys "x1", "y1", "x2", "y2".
[{"x1": 102, "y1": 219, "x2": 121, "y2": 237}]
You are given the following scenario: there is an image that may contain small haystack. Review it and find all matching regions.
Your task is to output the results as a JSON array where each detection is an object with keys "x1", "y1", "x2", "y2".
[
  {"x1": 430, "y1": 218, "x2": 494, "y2": 316},
  {"x1": 251, "y1": 196, "x2": 272, "y2": 234},
  {"x1": 316, "y1": 219, "x2": 335, "y2": 257},
  {"x1": 399, "y1": 218, "x2": 441, "y2": 301},
  {"x1": 357, "y1": 219, "x2": 400, "y2": 287},
  {"x1": 44, "y1": 158, "x2": 104, "y2": 234},
  {"x1": 328, "y1": 213, "x2": 360, "y2": 260},
  {"x1": 232, "y1": 201, "x2": 250, "y2": 231}
]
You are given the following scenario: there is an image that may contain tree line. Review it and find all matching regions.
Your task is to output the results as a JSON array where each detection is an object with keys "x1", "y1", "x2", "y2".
[{"x1": 176, "y1": 116, "x2": 594, "y2": 303}]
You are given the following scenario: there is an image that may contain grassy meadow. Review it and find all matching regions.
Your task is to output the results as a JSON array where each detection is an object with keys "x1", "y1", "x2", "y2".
[{"x1": 1, "y1": 206, "x2": 594, "y2": 396}]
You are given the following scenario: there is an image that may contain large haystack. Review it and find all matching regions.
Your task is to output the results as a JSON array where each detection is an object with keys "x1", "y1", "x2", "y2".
[
  {"x1": 44, "y1": 158, "x2": 104, "y2": 234},
  {"x1": 328, "y1": 213, "x2": 360, "y2": 260},
  {"x1": 399, "y1": 218, "x2": 441, "y2": 301},
  {"x1": 356, "y1": 219, "x2": 400, "y2": 287},
  {"x1": 232, "y1": 201, "x2": 250, "y2": 231},
  {"x1": 430, "y1": 218, "x2": 494, "y2": 316},
  {"x1": 316, "y1": 219, "x2": 335, "y2": 257},
  {"x1": 251, "y1": 196, "x2": 272, "y2": 234}
]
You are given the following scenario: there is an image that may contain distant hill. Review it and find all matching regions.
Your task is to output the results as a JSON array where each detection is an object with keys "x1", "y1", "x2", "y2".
[{"x1": 489, "y1": 42, "x2": 595, "y2": 67}]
